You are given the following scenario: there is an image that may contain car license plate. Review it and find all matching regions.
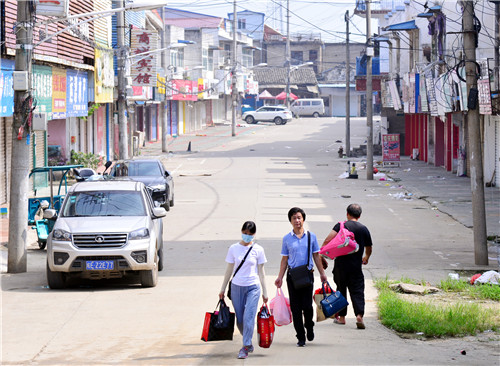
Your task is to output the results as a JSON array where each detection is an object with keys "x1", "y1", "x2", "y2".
[{"x1": 86, "y1": 260, "x2": 114, "y2": 270}]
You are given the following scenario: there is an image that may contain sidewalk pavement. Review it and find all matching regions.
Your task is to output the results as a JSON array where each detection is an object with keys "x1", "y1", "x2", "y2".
[{"x1": 2, "y1": 121, "x2": 499, "y2": 253}]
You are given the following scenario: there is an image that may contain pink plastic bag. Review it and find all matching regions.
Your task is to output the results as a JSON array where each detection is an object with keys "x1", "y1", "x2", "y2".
[
  {"x1": 320, "y1": 221, "x2": 359, "y2": 260},
  {"x1": 269, "y1": 288, "x2": 292, "y2": 326}
]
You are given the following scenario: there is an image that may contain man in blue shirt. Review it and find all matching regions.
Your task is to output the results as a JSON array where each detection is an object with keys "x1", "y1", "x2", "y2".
[{"x1": 275, "y1": 207, "x2": 328, "y2": 347}]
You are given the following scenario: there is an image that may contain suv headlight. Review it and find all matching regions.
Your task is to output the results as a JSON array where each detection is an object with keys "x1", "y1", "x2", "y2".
[
  {"x1": 53, "y1": 229, "x2": 72, "y2": 242},
  {"x1": 150, "y1": 184, "x2": 166, "y2": 191},
  {"x1": 129, "y1": 228, "x2": 150, "y2": 240}
]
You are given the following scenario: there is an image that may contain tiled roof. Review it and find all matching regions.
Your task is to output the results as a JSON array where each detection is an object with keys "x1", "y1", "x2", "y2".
[{"x1": 252, "y1": 67, "x2": 318, "y2": 86}]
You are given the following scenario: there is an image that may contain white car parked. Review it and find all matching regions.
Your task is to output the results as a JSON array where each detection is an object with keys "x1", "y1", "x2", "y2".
[
  {"x1": 46, "y1": 180, "x2": 166, "y2": 289},
  {"x1": 242, "y1": 106, "x2": 293, "y2": 125}
]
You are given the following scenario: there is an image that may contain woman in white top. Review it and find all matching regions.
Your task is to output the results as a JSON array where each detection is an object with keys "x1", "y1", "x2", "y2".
[{"x1": 219, "y1": 221, "x2": 268, "y2": 359}]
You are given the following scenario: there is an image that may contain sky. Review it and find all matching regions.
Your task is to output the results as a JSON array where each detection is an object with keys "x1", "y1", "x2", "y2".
[{"x1": 165, "y1": 0, "x2": 377, "y2": 44}]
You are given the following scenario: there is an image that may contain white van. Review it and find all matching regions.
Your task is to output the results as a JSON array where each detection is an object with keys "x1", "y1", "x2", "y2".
[{"x1": 290, "y1": 99, "x2": 325, "y2": 117}]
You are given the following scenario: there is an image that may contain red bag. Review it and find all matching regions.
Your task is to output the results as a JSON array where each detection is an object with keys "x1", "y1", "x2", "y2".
[
  {"x1": 320, "y1": 221, "x2": 359, "y2": 259},
  {"x1": 257, "y1": 304, "x2": 275, "y2": 348}
]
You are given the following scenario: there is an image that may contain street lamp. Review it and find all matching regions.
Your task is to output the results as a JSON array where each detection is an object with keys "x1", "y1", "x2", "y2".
[{"x1": 7, "y1": 0, "x2": 167, "y2": 273}]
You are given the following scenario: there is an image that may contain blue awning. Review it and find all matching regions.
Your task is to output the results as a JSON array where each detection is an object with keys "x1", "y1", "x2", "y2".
[{"x1": 383, "y1": 20, "x2": 418, "y2": 31}]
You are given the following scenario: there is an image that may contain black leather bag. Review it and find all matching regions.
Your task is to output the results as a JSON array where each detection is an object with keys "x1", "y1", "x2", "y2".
[{"x1": 288, "y1": 232, "x2": 313, "y2": 290}]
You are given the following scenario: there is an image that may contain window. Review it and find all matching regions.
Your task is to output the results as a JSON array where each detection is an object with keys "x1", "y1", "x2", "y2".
[
  {"x1": 309, "y1": 50, "x2": 318, "y2": 61},
  {"x1": 202, "y1": 48, "x2": 208, "y2": 69},
  {"x1": 242, "y1": 48, "x2": 252, "y2": 68},
  {"x1": 303, "y1": 101, "x2": 311, "y2": 106},
  {"x1": 208, "y1": 49, "x2": 214, "y2": 71},
  {"x1": 62, "y1": 191, "x2": 146, "y2": 217},
  {"x1": 312, "y1": 101, "x2": 321, "y2": 105},
  {"x1": 291, "y1": 51, "x2": 303, "y2": 65},
  {"x1": 238, "y1": 19, "x2": 246, "y2": 30}
]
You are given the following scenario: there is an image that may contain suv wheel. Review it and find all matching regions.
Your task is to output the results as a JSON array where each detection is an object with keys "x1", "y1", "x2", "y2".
[
  {"x1": 46, "y1": 261, "x2": 66, "y2": 289},
  {"x1": 245, "y1": 115, "x2": 256, "y2": 124},
  {"x1": 162, "y1": 192, "x2": 170, "y2": 211},
  {"x1": 140, "y1": 252, "x2": 159, "y2": 287},
  {"x1": 158, "y1": 244, "x2": 164, "y2": 272},
  {"x1": 169, "y1": 193, "x2": 174, "y2": 207},
  {"x1": 313, "y1": 112, "x2": 320, "y2": 118},
  {"x1": 274, "y1": 117, "x2": 283, "y2": 125}
]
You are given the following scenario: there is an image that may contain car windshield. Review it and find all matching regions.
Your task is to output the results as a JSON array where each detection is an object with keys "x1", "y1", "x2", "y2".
[
  {"x1": 61, "y1": 191, "x2": 146, "y2": 217},
  {"x1": 125, "y1": 162, "x2": 161, "y2": 177}
]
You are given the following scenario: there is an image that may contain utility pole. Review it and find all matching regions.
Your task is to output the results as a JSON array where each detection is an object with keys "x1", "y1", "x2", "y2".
[
  {"x1": 365, "y1": 0, "x2": 373, "y2": 180},
  {"x1": 462, "y1": 0, "x2": 488, "y2": 265},
  {"x1": 495, "y1": 0, "x2": 499, "y2": 91},
  {"x1": 286, "y1": 0, "x2": 291, "y2": 109},
  {"x1": 161, "y1": 7, "x2": 168, "y2": 153},
  {"x1": 8, "y1": 1, "x2": 34, "y2": 273},
  {"x1": 345, "y1": 10, "x2": 350, "y2": 157},
  {"x1": 116, "y1": 0, "x2": 129, "y2": 159},
  {"x1": 231, "y1": 0, "x2": 237, "y2": 137}
]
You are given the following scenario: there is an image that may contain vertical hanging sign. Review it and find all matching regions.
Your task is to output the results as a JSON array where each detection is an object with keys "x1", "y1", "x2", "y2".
[
  {"x1": 52, "y1": 68, "x2": 67, "y2": 119},
  {"x1": 130, "y1": 29, "x2": 158, "y2": 87}
]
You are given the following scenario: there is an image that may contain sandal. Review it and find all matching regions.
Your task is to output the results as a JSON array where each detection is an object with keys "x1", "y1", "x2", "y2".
[
  {"x1": 333, "y1": 318, "x2": 346, "y2": 325},
  {"x1": 356, "y1": 321, "x2": 365, "y2": 329}
]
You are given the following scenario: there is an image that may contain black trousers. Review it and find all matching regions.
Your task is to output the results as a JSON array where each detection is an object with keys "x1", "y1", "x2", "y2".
[
  {"x1": 333, "y1": 265, "x2": 365, "y2": 317},
  {"x1": 286, "y1": 271, "x2": 314, "y2": 342}
]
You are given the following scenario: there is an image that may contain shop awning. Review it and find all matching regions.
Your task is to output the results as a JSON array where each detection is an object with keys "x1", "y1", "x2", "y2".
[{"x1": 383, "y1": 20, "x2": 418, "y2": 31}]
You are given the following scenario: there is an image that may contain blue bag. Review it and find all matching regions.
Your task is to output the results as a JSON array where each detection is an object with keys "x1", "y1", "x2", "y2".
[{"x1": 320, "y1": 282, "x2": 349, "y2": 318}]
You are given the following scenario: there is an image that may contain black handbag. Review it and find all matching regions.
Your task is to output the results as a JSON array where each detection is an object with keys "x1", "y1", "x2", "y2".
[
  {"x1": 288, "y1": 232, "x2": 314, "y2": 290},
  {"x1": 320, "y1": 282, "x2": 349, "y2": 318},
  {"x1": 201, "y1": 300, "x2": 235, "y2": 342},
  {"x1": 227, "y1": 245, "x2": 253, "y2": 300},
  {"x1": 214, "y1": 299, "x2": 232, "y2": 329}
]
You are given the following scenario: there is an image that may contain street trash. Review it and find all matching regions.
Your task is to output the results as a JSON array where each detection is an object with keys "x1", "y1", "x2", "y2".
[
  {"x1": 473, "y1": 270, "x2": 500, "y2": 285},
  {"x1": 338, "y1": 172, "x2": 349, "y2": 179},
  {"x1": 388, "y1": 192, "x2": 413, "y2": 200},
  {"x1": 448, "y1": 273, "x2": 459, "y2": 280},
  {"x1": 461, "y1": 350, "x2": 466, "y2": 355},
  {"x1": 470, "y1": 273, "x2": 482, "y2": 285},
  {"x1": 374, "y1": 172, "x2": 386, "y2": 180},
  {"x1": 403, "y1": 168, "x2": 411, "y2": 172}
]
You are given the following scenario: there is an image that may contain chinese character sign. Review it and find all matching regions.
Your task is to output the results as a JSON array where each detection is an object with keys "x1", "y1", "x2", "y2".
[
  {"x1": 130, "y1": 29, "x2": 158, "y2": 87},
  {"x1": 52, "y1": 67, "x2": 67, "y2": 119},
  {"x1": 0, "y1": 59, "x2": 15, "y2": 117},
  {"x1": 382, "y1": 134, "x2": 400, "y2": 163},
  {"x1": 66, "y1": 69, "x2": 88, "y2": 117}
]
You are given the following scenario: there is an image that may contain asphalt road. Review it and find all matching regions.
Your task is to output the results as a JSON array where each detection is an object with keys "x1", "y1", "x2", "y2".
[{"x1": 2, "y1": 117, "x2": 499, "y2": 365}]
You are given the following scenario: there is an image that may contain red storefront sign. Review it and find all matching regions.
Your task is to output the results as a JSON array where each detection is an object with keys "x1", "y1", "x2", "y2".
[{"x1": 382, "y1": 134, "x2": 400, "y2": 163}]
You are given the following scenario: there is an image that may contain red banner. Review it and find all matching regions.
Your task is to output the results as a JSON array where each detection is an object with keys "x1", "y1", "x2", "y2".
[{"x1": 166, "y1": 80, "x2": 198, "y2": 101}]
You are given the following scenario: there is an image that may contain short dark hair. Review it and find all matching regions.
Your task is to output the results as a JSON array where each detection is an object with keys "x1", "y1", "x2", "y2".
[
  {"x1": 347, "y1": 204, "x2": 362, "y2": 219},
  {"x1": 241, "y1": 221, "x2": 257, "y2": 234},
  {"x1": 288, "y1": 207, "x2": 306, "y2": 222}
]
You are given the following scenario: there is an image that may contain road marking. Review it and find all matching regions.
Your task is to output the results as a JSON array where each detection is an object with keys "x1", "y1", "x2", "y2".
[
  {"x1": 387, "y1": 208, "x2": 395, "y2": 214},
  {"x1": 200, "y1": 159, "x2": 206, "y2": 165},
  {"x1": 172, "y1": 163, "x2": 183, "y2": 174}
]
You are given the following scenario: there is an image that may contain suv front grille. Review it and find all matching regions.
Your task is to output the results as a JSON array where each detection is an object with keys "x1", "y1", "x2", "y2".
[{"x1": 73, "y1": 233, "x2": 128, "y2": 249}]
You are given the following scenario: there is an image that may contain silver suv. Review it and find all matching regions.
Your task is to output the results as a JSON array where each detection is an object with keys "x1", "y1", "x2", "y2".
[
  {"x1": 46, "y1": 180, "x2": 166, "y2": 289},
  {"x1": 242, "y1": 106, "x2": 293, "y2": 125}
]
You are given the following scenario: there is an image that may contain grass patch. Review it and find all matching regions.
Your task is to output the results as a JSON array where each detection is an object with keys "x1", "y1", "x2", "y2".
[
  {"x1": 439, "y1": 278, "x2": 500, "y2": 301},
  {"x1": 375, "y1": 278, "x2": 499, "y2": 338}
]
